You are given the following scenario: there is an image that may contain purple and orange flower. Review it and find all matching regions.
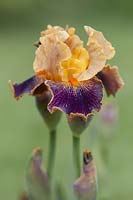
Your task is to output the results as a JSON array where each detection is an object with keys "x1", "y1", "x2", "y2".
[{"x1": 9, "y1": 25, "x2": 124, "y2": 119}]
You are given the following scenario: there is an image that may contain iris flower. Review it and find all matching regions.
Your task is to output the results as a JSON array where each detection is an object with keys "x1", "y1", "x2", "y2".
[{"x1": 9, "y1": 25, "x2": 124, "y2": 119}]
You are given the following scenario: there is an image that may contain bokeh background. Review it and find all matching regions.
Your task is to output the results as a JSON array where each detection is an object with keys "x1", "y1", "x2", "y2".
[{"x1": 0, "y1": 0, "x2": 132, "y2": 199}]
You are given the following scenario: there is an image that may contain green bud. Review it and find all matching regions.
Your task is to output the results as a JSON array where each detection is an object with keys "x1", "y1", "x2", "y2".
[
  {"x1": 67, "y1": 114, "x2": 92, "y2": 137},
  {"x1": 35, "y1": 91, "x2": 62, "y2": 131}
]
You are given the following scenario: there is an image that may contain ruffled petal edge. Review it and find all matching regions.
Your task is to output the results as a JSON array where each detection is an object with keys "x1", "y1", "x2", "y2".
[{"x1": 45, "y1": 77, "x2": 103, "y2": 120}]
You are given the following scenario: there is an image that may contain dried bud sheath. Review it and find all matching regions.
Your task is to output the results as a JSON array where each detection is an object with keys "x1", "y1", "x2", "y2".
[
  {"x1": 73, "y1": 150, "x2": 97, "y2": 200},
  {"x1": 25, "y1": 148, "x2": 50, "y2": 200}
]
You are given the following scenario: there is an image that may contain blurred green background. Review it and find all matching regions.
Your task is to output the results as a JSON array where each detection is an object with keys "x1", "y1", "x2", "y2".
[{"x1": 0, "y1": 0, "x2": 132, "y2": 199}]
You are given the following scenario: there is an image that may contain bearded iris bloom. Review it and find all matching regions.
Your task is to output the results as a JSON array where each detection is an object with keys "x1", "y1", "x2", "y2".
[{"x1": 9, "y1": 25, "x2": 124, "y2": 119}]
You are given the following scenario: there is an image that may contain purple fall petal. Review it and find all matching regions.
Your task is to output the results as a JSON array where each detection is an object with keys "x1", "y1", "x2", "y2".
[
  {"x1": 46, "y1": 77, "x2": 103, "y2": 116},
  {"x1": 9, "y1": 75, "x2": 45, "y2": 99}
]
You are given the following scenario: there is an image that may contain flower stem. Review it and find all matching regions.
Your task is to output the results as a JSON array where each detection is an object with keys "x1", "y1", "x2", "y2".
[
  {"x1": 47, "y1": 129, "x2": 56, "y2": 179},
  {"x1": 73, "y1": 136, "x2": 81, "y2": 178}
]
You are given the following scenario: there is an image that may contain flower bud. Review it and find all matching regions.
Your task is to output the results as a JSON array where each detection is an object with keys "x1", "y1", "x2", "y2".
[
  {"x1": 73, "y1": 150, "x2": 97, "y2": 200},
  {"x1": 67, "y1": 114, "x2": 92, "y2": 137},
  {"x1": 35, "y1": 91, "x2": 62, "y2": 131},
  {"x1": 25, "y1": 148, "x2": 50, "y2": 200}
]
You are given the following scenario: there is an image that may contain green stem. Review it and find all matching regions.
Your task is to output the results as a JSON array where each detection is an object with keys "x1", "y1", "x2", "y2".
[
  {"x1": 73, "y1": 136, "x2": 81, "y2": 178},
  {"x1": 47, "y1": 129, "x2": 56, "y2": 179}
]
